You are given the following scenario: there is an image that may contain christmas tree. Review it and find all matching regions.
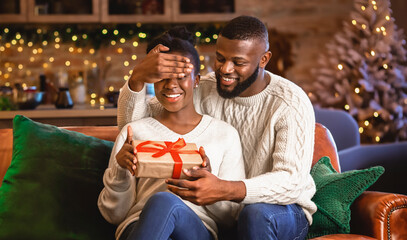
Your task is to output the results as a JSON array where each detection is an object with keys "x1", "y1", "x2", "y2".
[{"x1": 309, "y1": 0, "x2": 407, "y2": 144}]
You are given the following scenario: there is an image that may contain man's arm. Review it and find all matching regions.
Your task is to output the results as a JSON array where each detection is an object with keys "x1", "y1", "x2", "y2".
[{"x1": 166, "y1": 171, "x2": 246, "y2": 205}]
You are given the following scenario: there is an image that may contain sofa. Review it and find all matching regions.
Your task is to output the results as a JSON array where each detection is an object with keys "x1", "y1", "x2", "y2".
[
  {"x1": 0, "y1": 115, "x2": 406, "y2": 239},
  {"x1": 315, "y1": 107, "x2": 407, "y2": 196}
]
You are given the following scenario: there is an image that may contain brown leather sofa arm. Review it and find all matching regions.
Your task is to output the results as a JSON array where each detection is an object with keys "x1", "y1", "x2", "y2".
[{"x1": 350, "y1": 191, "x2": 407, "y2": 240}]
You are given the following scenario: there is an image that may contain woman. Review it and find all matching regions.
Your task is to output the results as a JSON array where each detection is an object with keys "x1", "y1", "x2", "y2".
[{"x1": 98, "y1": 26, "x2": 245, "y2": 240}]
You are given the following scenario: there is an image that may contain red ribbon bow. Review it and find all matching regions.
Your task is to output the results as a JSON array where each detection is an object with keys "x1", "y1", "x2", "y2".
[{"x1": 136, "y1": 138, "x2": 199, "y2": 179}]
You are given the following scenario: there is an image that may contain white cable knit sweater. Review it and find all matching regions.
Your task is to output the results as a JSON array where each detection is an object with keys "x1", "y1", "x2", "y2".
[
  {"x1": 117, "y1": 71, "x2": 317, "y2": 224},
  {"x1": 98, "y1": 115, "x2": 245, "y2": 239}
]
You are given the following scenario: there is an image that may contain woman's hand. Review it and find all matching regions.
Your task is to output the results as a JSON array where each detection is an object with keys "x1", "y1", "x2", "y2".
[
  {"x1": 192, "y1": 146, "x2": 211, "y2": 173},
  {"x1": 116, "y1": 125, "x2": 137, "y2": 176}
]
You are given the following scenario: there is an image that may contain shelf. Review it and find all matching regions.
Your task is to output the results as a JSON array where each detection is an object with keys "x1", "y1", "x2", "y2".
[
  {"x1": 0, "y1": 104, "x2": 116, "y2": 119},
  {"x1": 0, "y1": 104, "x2": 117, "y2": 128}
]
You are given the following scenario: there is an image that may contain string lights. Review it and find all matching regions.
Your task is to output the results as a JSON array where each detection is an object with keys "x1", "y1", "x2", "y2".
[{"x1": 0, "y1": 23, "x2": 223, "y2": 106}]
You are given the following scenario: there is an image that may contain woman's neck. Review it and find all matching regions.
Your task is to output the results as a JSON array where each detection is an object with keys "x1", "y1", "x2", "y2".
[{"x1": 155, "y1": 109, "x2": 203, "y2": 135}]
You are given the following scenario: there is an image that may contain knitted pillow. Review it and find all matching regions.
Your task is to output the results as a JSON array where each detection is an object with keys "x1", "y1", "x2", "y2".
[
  {"x1": 0, "y1": 115, "x2": 116, "y2": 239},
  {"x1": 307, "y1": 156, "x2": 384, "y2": 238}
]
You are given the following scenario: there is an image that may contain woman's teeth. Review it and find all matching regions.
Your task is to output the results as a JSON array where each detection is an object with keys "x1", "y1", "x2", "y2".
[{"x1": 165, "y1": 94, "x2": 181, "y2": 98}]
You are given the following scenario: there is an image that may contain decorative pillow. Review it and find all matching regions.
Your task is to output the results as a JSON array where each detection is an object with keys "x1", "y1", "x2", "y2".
[
  {"x1": 0, "y1": 115, "x2": 116, "y2": 239},
  {"x1": 307, "y1": 156, "x2": 384, "y2": 239}
]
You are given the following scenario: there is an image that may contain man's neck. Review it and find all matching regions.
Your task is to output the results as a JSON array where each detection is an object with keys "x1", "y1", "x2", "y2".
[{"x1": 239, "y1": 70, "x2": 270, "y2": 97}]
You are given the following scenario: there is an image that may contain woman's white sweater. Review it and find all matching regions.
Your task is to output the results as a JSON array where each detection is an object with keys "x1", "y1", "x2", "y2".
[{"x1": 98, "y1": 115, "x2": 245, "y2": 239}]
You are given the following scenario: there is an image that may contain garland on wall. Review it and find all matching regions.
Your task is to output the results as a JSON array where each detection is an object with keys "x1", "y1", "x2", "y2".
[{"x1": 0, "y1": 23, "x2": 225, "y2": 50}]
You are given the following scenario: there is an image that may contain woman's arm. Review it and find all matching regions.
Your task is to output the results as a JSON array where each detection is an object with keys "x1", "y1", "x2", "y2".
[{"x1": 97, "y1": 128, "x2": 137, "y2": 224}]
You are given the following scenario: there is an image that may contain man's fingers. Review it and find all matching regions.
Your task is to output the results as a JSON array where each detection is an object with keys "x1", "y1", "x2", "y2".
[
  {"x1": 184, "y1": 168, "x2": 208, "y2": 179},
  {"x1": 167, "y1": 184, "x2": 194, "y2": 198},
  {"x1": 127, "y1": 125, "x2": 133, "y2": 144},
  {"x1": 149, "y1": 44, "x2": 170, "y2": 54},
  {"x1": 161, "y1": 52, "x2": 191, "y2": 63},
  {"x1": 149, "y1": 44, "x2": 191, "y2": 64},
  {"x1": 166, "y1": 178, "x2": 195, "y2": 190}
]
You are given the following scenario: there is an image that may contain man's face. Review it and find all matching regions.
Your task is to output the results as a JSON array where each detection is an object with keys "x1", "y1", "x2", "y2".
[{"x1": 214, "y1": 36, "x2": 265, "y2": 98}]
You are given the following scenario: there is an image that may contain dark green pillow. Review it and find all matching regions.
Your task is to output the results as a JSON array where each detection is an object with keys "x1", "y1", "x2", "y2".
[
  {"x1": 307, "y1": 156, "x2": 384, "y2": 239},
  {"x1": 0, "y1": 115, "x2": 116, "y2": 240}
]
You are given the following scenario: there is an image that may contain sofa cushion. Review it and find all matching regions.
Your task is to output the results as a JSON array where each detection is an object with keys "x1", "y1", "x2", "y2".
[
  {"x1": 307, "y1": 156, "x2": 384, "y2": 238},
  {"x1": 0, "y1": 115, "x2": 116, "y2": 239}
]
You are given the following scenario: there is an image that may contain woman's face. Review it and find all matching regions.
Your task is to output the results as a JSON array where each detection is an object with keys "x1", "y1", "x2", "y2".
[{"x1": 154, "y1": 52, "x2": 199, "y2": 114}]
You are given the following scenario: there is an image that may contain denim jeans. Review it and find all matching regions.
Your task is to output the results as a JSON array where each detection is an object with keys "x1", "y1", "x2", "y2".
[
  {"x1": 237, "y1": 203, "x2": 309, "y2": 240},
  {"x1": 120, "y1": 192, "x2": 214, "y2": 240}
]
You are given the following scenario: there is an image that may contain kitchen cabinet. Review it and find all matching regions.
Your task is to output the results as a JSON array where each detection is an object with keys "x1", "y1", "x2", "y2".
[
  {"x1": 0, "y1": 0, "x2": 27, "y2": 23},
  {"x1": 0, "y1": 0, "x2": 237, "y2": 23},
  {"x1": 27, "y1": 0, "x2": 100, "y2": 23},
  {"x1": 101, "y1": 0, "x2": 172, "y2": 23}
]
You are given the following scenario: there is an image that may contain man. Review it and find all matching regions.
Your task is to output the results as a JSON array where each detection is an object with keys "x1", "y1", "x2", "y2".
[{"x1": 117, "y1": 16, "x2": 316, "y2": 240}]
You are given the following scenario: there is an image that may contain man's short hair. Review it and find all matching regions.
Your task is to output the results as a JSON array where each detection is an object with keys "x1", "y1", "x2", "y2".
[{"x1": 220, "y1": 15, "x2": 269, "y2": 48}]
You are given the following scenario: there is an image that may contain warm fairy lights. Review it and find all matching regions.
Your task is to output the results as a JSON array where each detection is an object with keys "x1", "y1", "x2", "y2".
[{"x1": 0, "y1": 24, "x2": 220, "y2": 99}]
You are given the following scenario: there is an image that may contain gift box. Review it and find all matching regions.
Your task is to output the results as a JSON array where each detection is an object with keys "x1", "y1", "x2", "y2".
[{"x1": 133, "y1": 138, "x2": 203, "y2": 179}]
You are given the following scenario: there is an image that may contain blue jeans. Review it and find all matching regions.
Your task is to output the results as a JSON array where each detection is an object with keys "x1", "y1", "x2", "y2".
[
  {"x1": 120, "y1": 192, "x2": 214, "y2": 240},
  {"x1": 237, "y1": 203, "x2": 309, "y2": 240}
]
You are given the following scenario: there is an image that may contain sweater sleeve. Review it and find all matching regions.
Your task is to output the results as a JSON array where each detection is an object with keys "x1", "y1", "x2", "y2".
[
  {"x1": 204, "y1": 127, "x2": 246, "y2": 226},
  {"x1": 117, "y1": 82, "x2": 149, "y2": 131},
  {"x1": 98, "y1": 127, "x2": 137, "y2": 225},
  {"x1": 242, "y1": 102, "x2": 316, "y2": 205}
]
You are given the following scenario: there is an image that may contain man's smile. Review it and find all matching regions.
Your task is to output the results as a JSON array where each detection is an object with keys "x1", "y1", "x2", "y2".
[{"x1": 220, "y1": 76, "x2": 238, "y2": 86}]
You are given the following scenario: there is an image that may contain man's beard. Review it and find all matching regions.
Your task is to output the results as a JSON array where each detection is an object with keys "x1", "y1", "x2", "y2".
[{"x1": 216, "y1": 65, "x2": 259, "y2": 99}]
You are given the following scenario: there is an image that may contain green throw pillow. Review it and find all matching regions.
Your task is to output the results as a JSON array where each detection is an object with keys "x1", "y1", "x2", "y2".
[
  {"x1": 307, "y1": 156, "x2": 384, "y2": 239},
  {"x1": 0, "y1": 115, "x2": 116, "y2": 240}
]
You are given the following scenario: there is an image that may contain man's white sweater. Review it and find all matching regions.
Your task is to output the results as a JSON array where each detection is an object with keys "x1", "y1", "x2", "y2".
[
  {"x1": 98, "y1": 115, "x2": 245, "y2": 239},
  {"x1": 117, "y1": 71, "x2": 317, "y2": 224}
]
